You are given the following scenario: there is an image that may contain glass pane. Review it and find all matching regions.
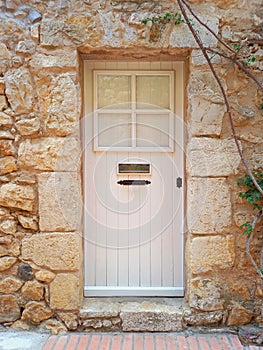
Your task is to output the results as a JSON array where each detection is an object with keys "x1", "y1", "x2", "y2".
[
  {"x1": 136, "y1": 75, "x2": 170, "y2": 109},
  {"x1": 136, "y1": 114, "x2": 170, "y2": 147},
  {"x1": 98, "y1": 113, "x2": 131, "y2": 147},
  {"x1": 97, "y1": 75, "x2": 131, "y2": 109}
]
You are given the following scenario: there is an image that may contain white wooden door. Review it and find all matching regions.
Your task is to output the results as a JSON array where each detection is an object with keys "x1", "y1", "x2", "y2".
[{"x1": 83, "y1": 61, "x2": 184, "y2": 296}]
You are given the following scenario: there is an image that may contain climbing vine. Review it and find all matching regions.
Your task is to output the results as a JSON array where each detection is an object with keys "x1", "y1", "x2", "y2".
[{"x1": 142, "y1": 0, "x2": 263, "y2": 281}]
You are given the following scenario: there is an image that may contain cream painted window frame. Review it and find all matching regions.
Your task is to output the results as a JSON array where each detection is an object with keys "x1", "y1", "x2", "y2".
[{"x1": 93, "y1": 70, "x2": 175, "y2": 152}]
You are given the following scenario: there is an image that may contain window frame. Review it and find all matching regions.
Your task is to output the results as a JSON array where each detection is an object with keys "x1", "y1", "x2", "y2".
[{"x1": 93, "y1": 70, "x2": 175, "y2": 152}]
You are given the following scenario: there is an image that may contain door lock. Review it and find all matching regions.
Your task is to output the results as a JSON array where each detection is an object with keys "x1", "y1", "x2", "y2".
[{"x1": 176, "y1": 177, "x2": 183, "y2": 188}]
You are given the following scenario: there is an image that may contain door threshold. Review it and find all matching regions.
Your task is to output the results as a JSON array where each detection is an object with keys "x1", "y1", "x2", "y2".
[{"x1": 80, "y1": 297, "x2": 185, "y2": 332}]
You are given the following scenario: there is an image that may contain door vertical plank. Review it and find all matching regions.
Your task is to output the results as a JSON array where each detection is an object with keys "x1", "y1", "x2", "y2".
[
  {"x1": 128, "y1": 152, "x2": 140, "y2": 287},
  {"x1": 94, "y1": 152, "x2": 107, "y2": 286},
  {"x1": 139, "y1": 152, "x2": 151, "y2": 287},
  {"x1": 150, "y1": 153, "x2": 163, "y2": 286},
  {"x1": 106, "y1": 152, "x2": 118, "y2": 286},
  {"x1": 161, "y1": 153, "x2": 174, "y2": 287},
  {"x1": 117, "y1": 152, "x2": 129, "y2": 286}
]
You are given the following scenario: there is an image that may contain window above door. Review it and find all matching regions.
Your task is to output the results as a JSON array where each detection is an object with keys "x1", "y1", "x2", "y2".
[{"x1": 93, "y1": 71, "x2": 174, "y2": 152}]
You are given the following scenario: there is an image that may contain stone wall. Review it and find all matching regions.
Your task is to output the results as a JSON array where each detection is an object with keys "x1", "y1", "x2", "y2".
[{"x1": 0, "y1": 0, "x2": 262, "y2": 332}]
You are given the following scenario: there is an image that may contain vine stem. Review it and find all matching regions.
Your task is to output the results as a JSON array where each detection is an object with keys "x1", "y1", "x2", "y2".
[
  {"x1": 176, "y1": 0, "x2": 263, "y2": 197},
  {"x1": 246, "y1": 210, "x2": 263, "y2": 280},
  {"x1": 206, "y1": 48, "x2": 263, "y2": 90}
]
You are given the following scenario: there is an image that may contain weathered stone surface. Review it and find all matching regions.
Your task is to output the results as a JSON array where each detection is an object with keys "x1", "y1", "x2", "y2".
[
  {"x1": 183, "y1": 309, "x2": 223, "y2": 326},
  {"x1": 31, "y1": 23, "x2": 40, "y2": 42},
  {"x1": 0, "y1": 131, "x2": 14, "y2": 140},
  {"x1": 16, "y1": 172, "x2": 36, "y2": 185},
  {"x1": 0, "y1": 96, "x2": 7, "y2": 111},
  {"x1": 0, "y1": 156, "x2": 17, "y2": 175},
  {"x1": 190, "y1": 235, "x2": 235, "y2": 274},
  {"x1": 21, "y1": 280, "x2": 44, "y2": 301},
  {"x1": 58, "y1": 312, "x2": 78, "y2": 330},
  {"x1": 0, "y1": 140, "x2": 16, "y2": 156},
  {"x1": 0, "y1": 183, "x2": 35, "y2": 211},
  {"x1": 0, "y1": 295, "x2": 20, "y2": 323},
  {"x1": 11, "y1": 319, "x2": 31, "y2": 330},
  {"x1": 0, "y1": 277, "x2": 23, "y2": 293},
  {"x1": 189, "y1": 278, "x2": 223, "y2": 311},
  {"x1": 0, "y1": 43, "x2": 11, "y2": 75},
  {"x1": 80, "y1": 299, "x2": 120, "y2": 319},
  {"x1": 15, "y1": 40, "x2": 36, "y2": 56},
  {"x1": 44, "y1": 74, "x2": 80, "y2": 136},
  {"x1": 0, "y1": 219, "x2": 17, "y2": 235},
  {"x1": 30, "y1": 50, "x2": 77, "y2": 69},
  {"x1": 0, "y1": 112, "x2": 12, "y2": 127},
  {"x1": 22, "y1": 301, "x2": 53, "y2": 323},
  {"x1": 21, "y1": 233, "x2": 81, "y2": 271},
  {"x1": 120, "y1": 301, "x2": 183, "y2": 331},
  {"x1": 4, "y1": 68, "x2": 34, "y2": 114},
  {"x1": 35, "y1": 270, "x2": 55, "y2": 283},
  {"x1": 50, "y1": 274, "x2": 81, "y2": 310},
  {"x1": 18, "y1": 137, "x2": 80, "y2": 171},
  {"x1": 187, "y1": 138, "x2": 241, "y2": 176},
  {"x1": 0, "y1": 78, "x2": 5, "y2": 94},
  {"x1": 169, "y1": 13, "x2": 218, "y2": 48},
  {"x1": 41, "y1": 319, "x2": 67, "y2": 334},
  {"x1": 38, "y1": 172, "x2": 82, "y2": 232},
  {"x1": 0, "y1": 256, "x2": 17, "y2": 271},
  {"x1": 227, "y1": 304, "x2": 253, "y2": 326},
  {"x1": 17, "y1": 215, "x2": 38, "y2": 231},
  {"x1": 187, "y1": 177, "x2": 231, "y2": 233},
  {"x1": 15, "y1": 117, "x2": 40, "y2": 136}
]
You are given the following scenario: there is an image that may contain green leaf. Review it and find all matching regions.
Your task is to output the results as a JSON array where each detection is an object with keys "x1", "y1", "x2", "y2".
[
  {"x1": 233, "y1": 43, "x2": 241, "y2": 51},
  {"x1": 241, "y1": 222, "x2": 253, "y2": 237},
  {"x1": 259, "y1": 103, "x2": 263, "y2": 110}
]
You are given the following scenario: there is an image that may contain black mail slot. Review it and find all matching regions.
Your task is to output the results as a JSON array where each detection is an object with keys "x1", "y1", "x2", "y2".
[
  {"x1": 117, "y1": 180, "x2": 151, "y2": 186},
  {"x1": 118, "y1": 163, "x2": 150, "y2": 174}
]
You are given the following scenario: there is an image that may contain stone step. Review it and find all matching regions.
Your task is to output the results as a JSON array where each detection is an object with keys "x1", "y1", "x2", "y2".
[{"x1": 79, "y1": 298, "x2": 185, "y2": 332}]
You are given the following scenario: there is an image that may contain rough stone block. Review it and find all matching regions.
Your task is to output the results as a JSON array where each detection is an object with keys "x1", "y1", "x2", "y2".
[
  {"x1": 21, "y1": 280, "x2": 44, "y2": 301},
  {"x1": 22, "y1": 301, "x2": 53, "y2": 323},
  {"x1": 18, "y1": 137, "x2": 80, "y2": 172},
  {"x1": 188, "y1": 278, "x2": 223, "y2": 311},
  {"x1": 21, "y1": 233, "x2": 81, "y2": 271},
  {"x1": 187, "y1": 177, "x2": 231, "y2": 233},
  {"x1": 190, "y1": 235, "x2": 235, "y2": 274},
  {"x1": 0, "y1": 112, "x2": 12, "y2": 127},
  {"x1": 38, "y1": 172, "x2": 82, "y2": 232},
  {"x1": 169, "y1": 13, "x2": 218, "y2": 48},
  {"x1": 15, "y1": 117, "x2": 40, "y2": 136},
  {"x1": 0, "y1": 95, "x2": 7, "y2": 111},
  {"x1": 0, "y1": 78, "x2": 5, "y2": 94},
  {"x1": 227, "y1": 304, "x2": 253, "y2": 326},
  {"x1": 50, "y1": 273, "x2": 81, "y2": 310},
  {"x1": 35, "y1": 270, "x2": 55, "y2": 283},
  {"x1": 30, "y1": 50, "x2": 77, "y2": 69},
  {"x1": 120, "y1": 302, "x2": 183, "y2": 331},
  {"x1": 0, "y1": 183, "x2": 35, "y2": 211},
  {"x1": 0, "y1": 295, "x2": 20, "y2": 323},
  {"x1": 43, "y1": 73, "x2": 80, "y2": 136},
  {"x1": 0, "y1": 277, "x2": 23, "y2": 293},
  {"x1": 0, "y1": 219, "x2": 17, "y2": 235},
  {"x1": 17, "y1": 215, "x2": 38, "y2": 231},
  {"x1": 187, "y1": 138, "x2": 241, "y2": 176},
  {"x1": 0, "y1": 140, "x2": 16, "y2": 157},
  {"x1": 0, "y1": 256, "x2": 17, "y2": 271},
  {"x1": 4, "y1": 68, "x2": 34, "y2": 114},
  {"x1": 183, "y1": 309, "x2": 223, "y2": 325},
  {"x1": 0, "y1": 156, "x2": 17, "y2": 175}
]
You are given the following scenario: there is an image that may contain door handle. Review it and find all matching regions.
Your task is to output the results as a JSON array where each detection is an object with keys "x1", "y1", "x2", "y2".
[{"x1": 117, "y1": 180, "x2": 151, "y2": 186}]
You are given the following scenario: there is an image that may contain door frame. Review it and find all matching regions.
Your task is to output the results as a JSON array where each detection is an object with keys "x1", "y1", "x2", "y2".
[{"x1": 82, "y1": 60, "x2": 185, "y2": 297}]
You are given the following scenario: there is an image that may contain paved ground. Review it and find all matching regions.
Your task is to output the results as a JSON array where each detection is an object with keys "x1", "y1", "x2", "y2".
[{"x1": 0, "y1": 331, "x2": 262, "y2": 350}]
